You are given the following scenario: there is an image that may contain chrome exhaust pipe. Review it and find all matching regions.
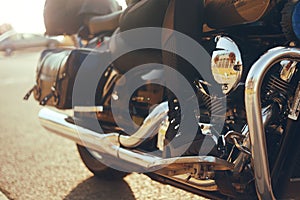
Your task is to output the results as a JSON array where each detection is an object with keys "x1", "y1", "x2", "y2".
[
  {"x1": 245, "y1": 47, "x2": 300, "y2": 200},
  {"x1": 119, "y1": 102, "x2": 168, "y2": 148},
  {"x1": 39, "y1": 102, "x2": 168, "y2": 169},
  {"x1": 39, "y1": 102, "x2": 233, "y2": 172}
]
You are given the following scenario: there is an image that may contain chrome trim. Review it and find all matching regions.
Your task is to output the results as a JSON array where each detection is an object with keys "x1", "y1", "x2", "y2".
[
  {"x1": 157, "y1": 117, "x2": 169, "y2": 151},
  {"x1": 233, "y1": 105, "x2": 274, "y2": 173},
  {"x1": 158, "y1": 173, "x2": 219, "y2": 191},
  {"x1": 74, "y1": 106, "x2": 104, "y2": 113},
  {"x1": 280, "y1": 61, "x2": 297, "y2": 83},
  {"x1": 211, "y1": 36, "x2": 243, "y2": 94},
  {"x1": 198, "y1": 123, "x2": 219, "y2": 144},
  {"x1": 288, "y1": 81, "x2": 300, "y2": 120},
  {"x1": 73, "y1": 102, "x2": 168, "y2": 148},
  {"x1": 119, "y1": 102, "x2": 168, "y2": 148},
  {"x1": 245, "y1": 47, "x2": 300, "y2": 200},
  {"x1": 39, "y1": 107, "x2": 120, "y2": 156}
]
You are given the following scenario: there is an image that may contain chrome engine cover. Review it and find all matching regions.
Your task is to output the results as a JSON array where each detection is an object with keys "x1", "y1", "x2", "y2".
[{"x1": 211, "y1": 36, "x2": 243, "y2": 94}]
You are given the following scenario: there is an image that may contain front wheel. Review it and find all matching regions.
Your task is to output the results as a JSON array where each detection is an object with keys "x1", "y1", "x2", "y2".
[{"x1": 77, "y1": 144, "x2": 127, "y2": 179}]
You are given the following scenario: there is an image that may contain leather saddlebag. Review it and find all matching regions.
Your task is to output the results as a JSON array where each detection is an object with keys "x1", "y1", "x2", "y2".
[{"x1": 24, "y1": 48, "x2": 105, "y2": 109}]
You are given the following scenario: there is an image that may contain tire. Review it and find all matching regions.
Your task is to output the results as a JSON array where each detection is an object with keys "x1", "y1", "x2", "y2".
[{"x1": 77, "y1": 144, "x2": 127, "y2": 179}]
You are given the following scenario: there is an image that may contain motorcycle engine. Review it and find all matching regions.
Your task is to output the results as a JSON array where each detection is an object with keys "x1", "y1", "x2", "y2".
[
  {"x1": 260, "y1": 60, "x2": 300, "y2": 166},
  {"x1": 208, "y1": 35, "x2": 300, "y2": 164},
  {"x1": 261, "y1": 59, "x2": 300, "y2": 123}
]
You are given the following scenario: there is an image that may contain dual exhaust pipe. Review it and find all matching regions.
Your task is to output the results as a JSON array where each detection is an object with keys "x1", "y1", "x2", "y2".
[{"x1": 39, "y1": 102, "x2": 233, "y2": 172}]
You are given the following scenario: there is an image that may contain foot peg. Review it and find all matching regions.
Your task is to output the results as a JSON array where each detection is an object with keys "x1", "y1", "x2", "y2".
[{"x1": 156, "y1": 156, "x2": 234, "y2": 180}]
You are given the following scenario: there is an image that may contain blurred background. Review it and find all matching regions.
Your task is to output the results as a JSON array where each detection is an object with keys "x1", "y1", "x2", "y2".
[
  {"x1": 0, "y1": 0, "x2": 45, "y2": 33},
  {"x1": 0, "y1": 0, "x2": 127, "y2": 56}
]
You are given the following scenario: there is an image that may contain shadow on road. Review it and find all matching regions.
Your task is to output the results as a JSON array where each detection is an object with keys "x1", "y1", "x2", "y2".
[{"x1": 64, "y1": 176, "x2": 135, "y2": 200}]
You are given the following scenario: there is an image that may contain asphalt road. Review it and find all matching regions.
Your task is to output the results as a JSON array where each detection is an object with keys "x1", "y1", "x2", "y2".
[{"x1": 0, "y1": 49, "x2": 206, "y2": 200}]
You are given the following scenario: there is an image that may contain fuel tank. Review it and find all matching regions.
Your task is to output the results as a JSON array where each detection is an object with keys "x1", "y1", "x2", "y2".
[{"x1": 205, "y1": 0, "x2": 272, "y2": 29}]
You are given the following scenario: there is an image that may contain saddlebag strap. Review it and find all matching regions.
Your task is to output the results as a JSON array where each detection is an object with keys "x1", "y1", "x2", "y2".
[
  {"x1": 40, "y1": 86, "x2": 59, "y2": 106},
  {"x1": 40, "y1": 92, "x2": 54, "y2": 105},
  {"x1": 23, "y1": 85, "x2": 37, "y2": 100}
]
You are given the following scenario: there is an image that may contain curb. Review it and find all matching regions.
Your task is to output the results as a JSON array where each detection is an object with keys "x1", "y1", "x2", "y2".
[{"x1": 0, "y1": 191, "x2": 9, "y2": 200}]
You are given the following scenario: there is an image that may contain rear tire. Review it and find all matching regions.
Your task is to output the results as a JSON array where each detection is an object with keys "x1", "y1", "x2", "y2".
[{"x1": 77, "y1": 144, "x2": 127, "y2": 179}]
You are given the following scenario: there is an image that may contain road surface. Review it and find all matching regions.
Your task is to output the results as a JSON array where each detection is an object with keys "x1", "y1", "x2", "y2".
[{"x1": 0, "y1": 49, "x2": 206, "y2": 200}]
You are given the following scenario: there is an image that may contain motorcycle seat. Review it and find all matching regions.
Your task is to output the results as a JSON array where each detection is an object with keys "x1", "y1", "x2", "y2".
[{"x1": 87, "y1": 10, "x2": 123, "y2": 35}]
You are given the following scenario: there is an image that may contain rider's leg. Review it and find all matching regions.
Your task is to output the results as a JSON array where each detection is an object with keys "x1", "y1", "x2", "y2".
[
  {"x1": 119, "y1": 0, "x2": 169, "y2": 32},
  {"x1": 162, "y1": 0, "x2": 218, "y2": 157}
]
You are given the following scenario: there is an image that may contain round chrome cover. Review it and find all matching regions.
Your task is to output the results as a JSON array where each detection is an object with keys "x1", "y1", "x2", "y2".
[{"x1": 211, "y1": 36, "x2": 243, "y2": 94}]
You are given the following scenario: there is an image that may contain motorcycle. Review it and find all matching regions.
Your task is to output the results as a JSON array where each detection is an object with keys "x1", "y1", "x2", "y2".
[{"x1": 24, "y1": 0, "x2": 300, "y2": 199}]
